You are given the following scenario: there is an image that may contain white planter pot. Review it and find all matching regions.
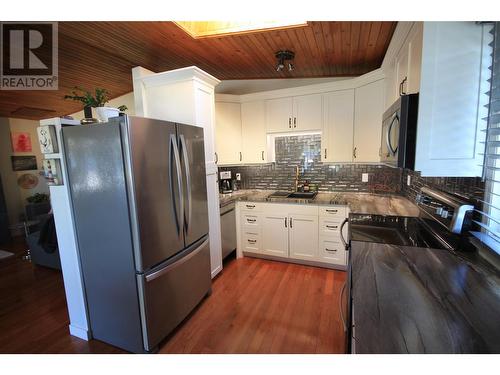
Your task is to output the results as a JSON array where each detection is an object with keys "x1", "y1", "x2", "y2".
[{"x1": 95, "y1": 107, "x2": 120, "y2": 122}]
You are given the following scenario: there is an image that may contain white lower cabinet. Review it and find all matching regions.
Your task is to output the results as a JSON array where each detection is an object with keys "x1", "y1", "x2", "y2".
[
  {"x1": 237, "y1": 202, "x2": 348, "y2": 267},
  {"x1": 261, "y1": 212, "x2": 289, "y2": 257},
  {"x1": 289, "y1": 214, "x2": 318, "y2": 260}
]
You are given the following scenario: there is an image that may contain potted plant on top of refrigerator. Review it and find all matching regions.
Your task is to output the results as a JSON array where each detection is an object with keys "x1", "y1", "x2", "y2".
[{"x1": 64, "y1": 87, "x2": 128, "y2": 124}]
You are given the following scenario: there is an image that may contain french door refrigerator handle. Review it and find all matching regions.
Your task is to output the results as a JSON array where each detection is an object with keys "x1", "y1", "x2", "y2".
[
  {"x1": 170, "y1": 134, "x2": 184, "y2": 239},
  {"x1": 179, "y1": 134, "x2": 192, "y2": 236}
]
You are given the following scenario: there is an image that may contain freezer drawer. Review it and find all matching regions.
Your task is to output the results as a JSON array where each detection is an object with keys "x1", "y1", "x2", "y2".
[{"x1": 138, "y1": 236, "x2": 211, "y2": 351}]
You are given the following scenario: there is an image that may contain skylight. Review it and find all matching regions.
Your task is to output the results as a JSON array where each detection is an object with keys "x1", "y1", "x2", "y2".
[{"x1": 174, "y1": 21, "x2": 308, "y2": 38}]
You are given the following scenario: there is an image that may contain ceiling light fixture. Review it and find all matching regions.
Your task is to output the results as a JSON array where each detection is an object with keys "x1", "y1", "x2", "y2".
[{"x1": 275, "y1": 50, "x2": 295, "y2": 72}]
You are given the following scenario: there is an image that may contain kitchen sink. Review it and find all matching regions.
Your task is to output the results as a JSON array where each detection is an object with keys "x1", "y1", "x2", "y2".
[{"x1": 267, "y1": 191, "x2": 318, "y2": 200}]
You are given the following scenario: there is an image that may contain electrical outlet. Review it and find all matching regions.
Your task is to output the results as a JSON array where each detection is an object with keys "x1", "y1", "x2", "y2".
[
  {"x1": 236, "y1": 173, "x2": 241, "y2": 181},
  {"x1": 362, "y1": 173, "x2": 369, "y2": 183},
  {"x1": 407, "y1": 175, "x2": 411, "y2": 186}
]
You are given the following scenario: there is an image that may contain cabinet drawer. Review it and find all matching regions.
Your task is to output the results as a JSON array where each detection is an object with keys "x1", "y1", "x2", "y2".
[
  {"x1": 240, "y1": 202, "x2": 262, "y2": 212},
  {"x1": 318, "y1": 237, "x2": 347, "y2": 265},
  {"x1": 319, "y1": 217, "x2": 343, "y2": 237},
  {"x1": 319, "y1": 206, "x2": 347, "y2": 218},
  {"x1": 242, "y1": 232, "x2": 261, "y2": 253},
  {"x1": 241, "y1": 212, "x2": 261, "y2": 230}
]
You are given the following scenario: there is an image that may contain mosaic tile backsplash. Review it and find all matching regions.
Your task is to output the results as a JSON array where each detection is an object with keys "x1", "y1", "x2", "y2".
[
  {"x1": 219, "y1": 134, "x2": 486, "y2": 201},
  {"x1": 219, "y1": 134, "x2": 403, "y2": 194}
]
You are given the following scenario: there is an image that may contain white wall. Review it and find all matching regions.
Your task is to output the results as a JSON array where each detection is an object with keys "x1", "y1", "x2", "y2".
[{"x1": 0, "y1": 117, "x2": 49, "y2": 228}]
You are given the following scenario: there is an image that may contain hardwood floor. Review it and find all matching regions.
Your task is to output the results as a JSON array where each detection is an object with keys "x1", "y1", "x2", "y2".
[
  {"x1": 0, "y1": 240, "x2": 346, "y2": 354},
  {"x1": 161, "y1": 255, "x2": 347, "y2": 354}
]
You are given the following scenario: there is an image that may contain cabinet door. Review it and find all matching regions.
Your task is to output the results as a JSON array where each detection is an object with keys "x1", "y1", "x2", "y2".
[
  {"x1": 407, "y1": 23, "x2": 423, "y2": 94},
  {"x1": 241, "y1": 101, "x2": 267, "y2": 163},
  {"x1": 266, "y1": 97, "x2": 293, "y2": 133},
  {"x1": 261, "y1": 213, "x2": 289, "y2": 257},
  {"x1": 322, "y1": 90, "x2": 355, "y2": 162},
  {"x1": 293, "y1": 94, "x2": 322, "y2": 131},
  {"x1": 353, "y1": 80, "x2": 384, "y2": 162},
  {"x1": 396, "y1": 46, "x2": 409, "y2": 96},
  {"x1": 288, "y1": 214, "x2": 318, "y2": 261},
  {"x1": 215, "y1": 102, "x2": 242, "y2": 165}
]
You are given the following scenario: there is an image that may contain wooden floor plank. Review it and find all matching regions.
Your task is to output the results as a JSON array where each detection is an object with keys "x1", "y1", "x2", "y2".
[{"x1": 1, "y1": 238, "x2": 346, "y2": 354}]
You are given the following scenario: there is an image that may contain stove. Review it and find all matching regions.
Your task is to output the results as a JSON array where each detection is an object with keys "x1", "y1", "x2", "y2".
[{"x1": 349, "y1": 187, "x2": 476, "y2": 251}]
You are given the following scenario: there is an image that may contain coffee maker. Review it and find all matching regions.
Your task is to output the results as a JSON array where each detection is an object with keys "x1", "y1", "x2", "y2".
[{"x1": 219, "y1": 171, "x2": 234, "y2": 194}]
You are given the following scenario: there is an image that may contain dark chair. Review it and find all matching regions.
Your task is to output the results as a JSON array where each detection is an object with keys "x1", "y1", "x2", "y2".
[{"x1": 26, "y1": 213, "x2": 61, "y2": 270}]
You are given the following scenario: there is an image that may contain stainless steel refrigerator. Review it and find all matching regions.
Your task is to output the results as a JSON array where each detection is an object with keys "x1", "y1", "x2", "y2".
[{"x1": 62, "y1": 116, "x2": 211, "y2": 353}]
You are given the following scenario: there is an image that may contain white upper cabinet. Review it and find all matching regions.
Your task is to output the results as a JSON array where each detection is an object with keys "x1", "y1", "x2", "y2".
[
  {"x1": 266, "y1": 97, "x2": 293, "y2": 132},
  {"x1": 241, "y1": 100, "x2": 267, "y2": 163},
  {"x1": 384, "y1": 22, "x2": 423, "y2": 109},
  {"x1": 266, "y1": 94, "x2": 322, "y2": 133},
  {"x1": 353, "y1": 80, "x2": 385, "y2": 162},
  {"x1": 215, "y1": 101, "x2": 242, "y2": 165},
  {"x1": 415, "y1": 22, "x2": 491, "y2": 177},
  {"x1": 293, "y1": 94, "x2": 323, "y2": 131},
  {"x1": 322, "y1": 89, "x2": 355, "y2": 163}
]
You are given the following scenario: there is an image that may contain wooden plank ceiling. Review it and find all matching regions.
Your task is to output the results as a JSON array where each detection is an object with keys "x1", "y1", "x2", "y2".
[{"x1": 0, "y1": 21, "x2": 397, "y2": 120}]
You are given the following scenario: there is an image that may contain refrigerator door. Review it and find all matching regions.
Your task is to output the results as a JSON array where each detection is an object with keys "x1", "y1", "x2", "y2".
[
  {"x1": 177, "y1": 124, "x2": 209, "y2": 246},
  {"x1": 137, "y1": 235, "x2": 211, "y2": 351},
  {"x1": 126, "y1": 116, "x2": 185, "y2": 272},
  {"x1": 63, "y1": 123, "x2": 144, "y2": 353}
]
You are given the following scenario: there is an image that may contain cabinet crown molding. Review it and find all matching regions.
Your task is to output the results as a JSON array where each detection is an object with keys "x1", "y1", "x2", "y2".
[
  {"x1": 133, "y1": 65, "x2": 221, "y2": 89},
  {"x1": 215, "y1": 69, "x2": 385, "y2": 103}
]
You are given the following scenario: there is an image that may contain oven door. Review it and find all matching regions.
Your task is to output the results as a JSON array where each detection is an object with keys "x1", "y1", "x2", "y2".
[{"x1": 380, "y1": 111, "x2": 400, "y2": 166}]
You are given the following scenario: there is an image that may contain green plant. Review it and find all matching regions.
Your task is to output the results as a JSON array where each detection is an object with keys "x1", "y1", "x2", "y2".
[
  {"x1": 26, "y1": 193, "x2": 50, "y2": 204},
  {"x1": 64, "y1": 87, "x2": 127, "y2": 111}
]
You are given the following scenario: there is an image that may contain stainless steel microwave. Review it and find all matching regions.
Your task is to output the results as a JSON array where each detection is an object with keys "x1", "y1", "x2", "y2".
[{"x1": 380, "y1": 93, "x2": 419, "y2": 169}]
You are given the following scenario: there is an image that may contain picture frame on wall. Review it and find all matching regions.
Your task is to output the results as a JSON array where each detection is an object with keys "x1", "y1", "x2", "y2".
[
  {"x1": 37, "y1": 125, "x2": 58, "y2": 154},
  {"x1": 11, "y1": 156, "x2": 37, "y2": 171},
  {"x1": 11, "y1": 132, "x2": 32, "y2": 152}
]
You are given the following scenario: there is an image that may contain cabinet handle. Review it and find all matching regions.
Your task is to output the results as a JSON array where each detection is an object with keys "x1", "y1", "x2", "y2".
[
  {"x1": 247, "y1": 218, "x2": 256, "y2": 223},
  {"x1": 284, "y1": 217, "x2": 287, "y2": 228},
  {"x1": 215, "y1": 152, "x2": 218, "y2": 164},
  {"x1": 288, "y1": 117, "x2": 292, "y2": 128},
  {"x1": 325, "y1": 248, "x2": 337, "y2": 252},
  {"x1": 326, "y1": 225, "x2": 338, "y2": 229},
  {"x1": 324, "y1": 148, "x2": 327, "y2": 159},
  {"x1": 401, "y1": 76, "x2": 407, "y2": 95},
  {"x1": 261, "y1": 150, "x2": 264, "y2": 161},
  {"x1": 246, "y1": 204, "x2": 255, "y2": 209},
  {"x1": 248, "y1": 239, "x2": 257, "y2": 244},
  {"x1": 290, "y1": 217, "x2": 293, "y2": 228},
  {"x1": 293, "y1": 117, "x2": 297, "y2": 128},
  {"x1": 353, "y1": 147, "x2": 357, "y2": 159},
  {"x1": 326, "y1": 209, "x2": 338, "y2": 213},
  {"x1": 239, "y1": 151, "x2": 242, "y2": 162}
]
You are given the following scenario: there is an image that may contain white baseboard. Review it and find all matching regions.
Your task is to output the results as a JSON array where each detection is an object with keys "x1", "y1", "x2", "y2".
[{"x1": 69, "y1": 324, "x2": 91, "y2": 341}]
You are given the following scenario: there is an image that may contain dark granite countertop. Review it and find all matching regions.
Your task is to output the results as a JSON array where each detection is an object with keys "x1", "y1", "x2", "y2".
[
  {"x1": 350, "y1": 241, "x2": 500, "y2": 353},
  {"x1": 219, "y1": 189, "x2": 420, "y2": 216}
]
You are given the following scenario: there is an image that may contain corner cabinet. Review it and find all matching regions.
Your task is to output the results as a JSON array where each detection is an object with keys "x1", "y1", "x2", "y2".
[
  {"x1": 215, "y1": 101, "x2": 242, "y2": 165},
  {"x1": 215, "y1": 100, "x2": 268, "y2": 165},
  {"x1": 236, "y1": 202, "x2": 348, "y2": 268},
  {"x1": 241, "y1": 101, "x2": 267, "y2": 163},
  {"x1": 266, "y1": 94, "x2": 322, "y2": 133}
]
